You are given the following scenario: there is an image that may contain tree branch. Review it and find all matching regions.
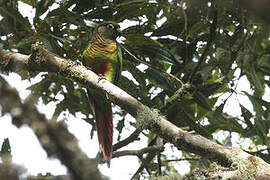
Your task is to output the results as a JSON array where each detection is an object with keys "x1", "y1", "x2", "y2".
[
  {"x1": 164, "y1": 158, "x2": 200, "y2": 163},
  {"x1": 1, "y1": 43, "x2": 270, "y2": 179},
  {"x1": 131, "y1": 137, "x2": 164, "y2": 179},
  {"x1": 0, "y1": 77, "x2": 106, "y2": 180},
  {"x1": 114, "y1": 0, "x2": 146, "y2": 8},
  {"x1": 113, "y1": 145, "x2": 163, "y2": 158},
  {"x1": 113, "y1": 129, "x2": 141, "y2": 151},
  {"x1": 95, "y1": 129, "x2": 141, "y2": 164}
]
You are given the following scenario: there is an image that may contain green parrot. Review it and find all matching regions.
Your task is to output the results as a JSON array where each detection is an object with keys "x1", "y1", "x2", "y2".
[{"x1": 82, "y1": 21, "x2": 122, "y2": 167}]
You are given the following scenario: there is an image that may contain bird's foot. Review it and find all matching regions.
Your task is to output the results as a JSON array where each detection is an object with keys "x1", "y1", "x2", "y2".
[
  {"x1": 86, "y1": 66, "x2": 92, "y2": 71},
  {"x1": 97, "y1": 74, "x2": 106, "y2": 82},
  {"x1": 67, "y1": 60, "x2": 82, "y2": 67},
  {"x1": 75, "y1": 60, "x2": 83, "y2": 66}
]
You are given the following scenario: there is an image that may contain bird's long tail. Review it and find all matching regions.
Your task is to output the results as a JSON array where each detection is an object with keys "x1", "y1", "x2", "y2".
[{"x1": 87, "y1": 89, "x2": 113, "y2": 167}]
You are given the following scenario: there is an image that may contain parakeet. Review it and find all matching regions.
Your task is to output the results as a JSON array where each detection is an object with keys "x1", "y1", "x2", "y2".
[{"x1": 82, "y1": 21, "x2": 122, "y2": 167}]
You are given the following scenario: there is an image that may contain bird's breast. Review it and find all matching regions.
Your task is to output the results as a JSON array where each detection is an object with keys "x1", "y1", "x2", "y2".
[{"x1": 83, "y1": 40, "x2": 119, "y2": 80}]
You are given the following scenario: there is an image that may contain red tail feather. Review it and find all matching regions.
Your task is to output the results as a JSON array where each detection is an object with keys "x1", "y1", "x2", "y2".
[
  {"x1": 87, "y1": 90, "x2": 113, "y2": 167},
  {"x1": 95, "y1": 102, "x2": 113, "y2": 167}
]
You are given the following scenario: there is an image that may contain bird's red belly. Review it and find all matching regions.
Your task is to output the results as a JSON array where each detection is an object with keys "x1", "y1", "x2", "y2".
[{"x1": 88, "y1": 62, "x2": 110, "y2": 75}]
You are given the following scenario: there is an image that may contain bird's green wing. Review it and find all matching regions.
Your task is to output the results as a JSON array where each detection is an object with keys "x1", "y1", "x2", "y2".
[{"x1": 113, "y1": 45, "x2": 122, "y2": 84}]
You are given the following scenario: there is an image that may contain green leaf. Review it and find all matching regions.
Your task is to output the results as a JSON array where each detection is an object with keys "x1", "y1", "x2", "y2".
[
  {"x1": 83, "y1": 20, "x2": 98, "y2": 28},
  {"x1": 19, "y1": 0, "x2": 38, "y2": 7},
  {"x1": 35, "y1": 0, "x2": 54, "y2": 17},
  {"x1": 206, "y1": 105, "x2": 244, "y2": 134},
  {"x1": 196, "y1": 97, "x2": 218, "y2": 120},
  {"x1": 72, "y1": 0, "x2": 98, "y2": 14},
  {"x1": 1, "y1": 6, "x2": 32, "y2": 33},
  {"x1": 183, "y1": 108, "x2": 211, "y2": 137},
  {"x1": 254, "y1": 116, "x2": 267, "y2": 140},
  {"x1": 214, "y1": 48, "x2": 232, "y2": 72},
  {"x1": 0, "y1": 138, "x2": 11, "y2": 156},
  {"x1": 46, "y1": 6, "x2": 82, "y2": 26},
  {"x1": 152, "y1": 18, "x2": 184, "y2": 37},
  {"x1": 138, "y1": 45, "x2": 180, "y2": 64},
  {"x1": 145, "y1": 69, "x2": 174, "y2": 91},
  {"x1": 115, "y1": 3, "x2": 150, "y2": 21},
  {"x1": 116, "y1": 118, "x2": 125, "y2": 141},
  {"x1": 193, "y1": 91, "x2": 212, "y2": 111},
  {"x1": 189, "y1": 21, "x2": 209, "y2": 37},
  {"x1": 227, "y1": 117, "x2": 245, "y2": 133},
  {"x1": 124, "y1": 34, "x2": 162, "y2": 47},
  {"x1": 16, "y1": 36, "x2": 37, "y2": 54},
  {"x1": 257, "y1": 55, "x2": 270, "y2": 75},
  {"x1": 38, "y1": 172, "x2": 54, "y2": 178},
  {"x1": 240, "y1": 104, "x2": 254, "y2": 129},
  {"x1": 249, "y1": 64, "x2": 264, "y2": 95},
  {"x1": 39, "y1": 37, "x2": 54, "y2": 52},
  {"x1": 244, "y1": 91, "x2": 270, "y2": 118},
  {"x1": 118, "y1": 75, "x2": 141, "y2": 99},
  {"x1": 244, "y1": 92, "x2": 263, "y2": 115}
]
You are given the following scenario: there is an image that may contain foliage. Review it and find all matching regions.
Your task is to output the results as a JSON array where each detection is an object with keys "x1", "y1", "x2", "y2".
[
  {"x1": 0, "y1": 0, "x2": 270, "y2": 178},
  {"x1": 0, "y1": 138, "x2": 11, "y2": 157}
]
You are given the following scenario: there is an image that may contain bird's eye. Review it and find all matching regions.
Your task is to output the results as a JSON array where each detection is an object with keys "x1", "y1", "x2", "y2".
[{"x1": 107, "y1": 24, "x2": 114, "y2": 29}]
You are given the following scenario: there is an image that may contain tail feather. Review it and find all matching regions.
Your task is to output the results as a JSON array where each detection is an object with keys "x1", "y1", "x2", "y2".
[
  {"x1": 95, "y1": 102, "x2": 113, "y2": 167},
  {"x1": 87, "y1": 89, "x2": 113, "y2": 167}
]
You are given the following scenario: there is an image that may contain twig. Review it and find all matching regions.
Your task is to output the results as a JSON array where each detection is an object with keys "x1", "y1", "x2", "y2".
[
  {"x1": 157, "y1": 152, "x2": 162, "y2": 176},
  {"x1": 131, "y1": 147, "x2": 162, "y2": 180},
  {"x1": 120, "y1": 44, "x2": 184, "y2": 86},
  {"x1": 113, "y1": 129, "x2": 142, "y2": 151},
  {"x1": 164, "y1": 158, "x2": 200, "y2": 163},
  {"x1": 245, "y1": 148, "x2": 270, "y2": 155},
  {"x1": 95, "y1": 129, "x2": 142, "y2": 164},
  {"x1": 115, "y1": 0, "x2": 146, "y2": 8},
  {"x1": 160, "y1": 83, "x2": 194, "y2": 113},
  {"x1": 131, "y1": 137, "x2": 164, "y2": 180},
  {"x1": 113, "y1": 145, "x2": 163, "y2": 158}
]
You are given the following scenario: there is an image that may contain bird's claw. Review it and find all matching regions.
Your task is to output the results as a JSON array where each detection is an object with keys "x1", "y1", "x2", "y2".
[
  {"x1": 67, "y1": 61, "x2": 75, "y2": 67},
  {"x1": 86, "y1": 66, "x2": 92, "y2": 71},
  {"x1": 68, "y1": 60, "x2": 82, "y2": 67},
  {"x1": 98, "y1": 74, "x2": 106, "y2": 82},
  {"x1": 75, "y1": 60, "x2": 83, "y2": 65}
]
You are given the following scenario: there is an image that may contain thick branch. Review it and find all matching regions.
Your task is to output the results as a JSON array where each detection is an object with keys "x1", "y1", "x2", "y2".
[
  {"x1": 0, "y1": 77, "x2": 105, "y2": 180},
  {"x1": 0, "y1": 160, "x2": 72, "y2": 180},
  {"x1": 1, "y1": 44, "x2": 270, "y2": 179}
]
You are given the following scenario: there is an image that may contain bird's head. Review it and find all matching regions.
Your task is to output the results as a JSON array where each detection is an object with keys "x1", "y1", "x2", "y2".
[{"x1": 94, "y1": 21, "x2": 121, "y2": 41}]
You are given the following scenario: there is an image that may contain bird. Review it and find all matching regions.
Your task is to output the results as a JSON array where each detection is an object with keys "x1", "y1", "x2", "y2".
[{"x1": 82, "y1": 21, "x2": 122, "y2": 167}]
